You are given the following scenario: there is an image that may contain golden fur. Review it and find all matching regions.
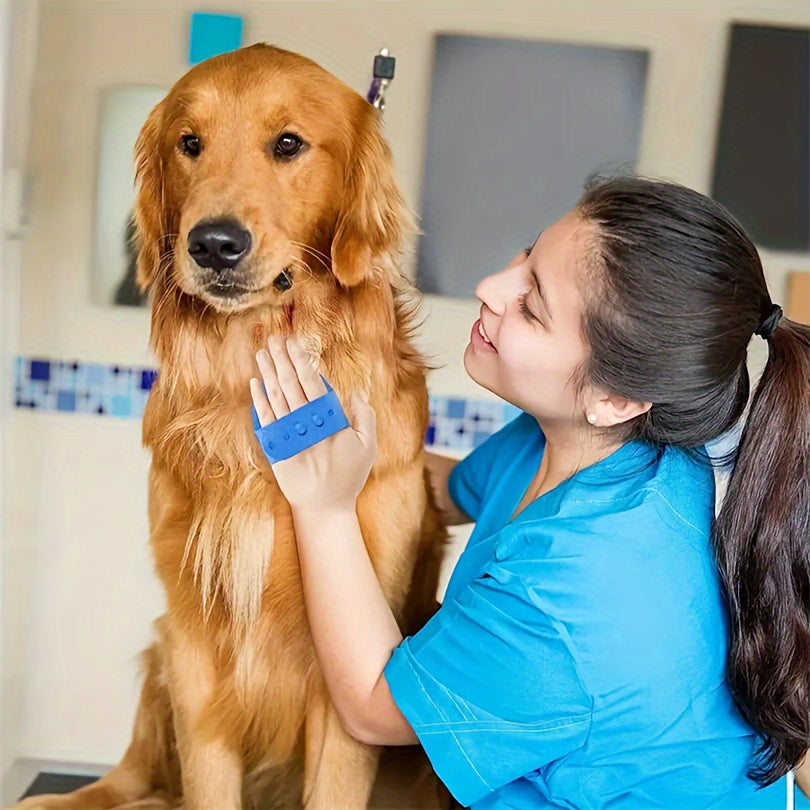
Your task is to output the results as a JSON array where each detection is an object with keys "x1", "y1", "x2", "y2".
[{"x1": 8, "y1": 44, "x2": 447, "y2": 810}]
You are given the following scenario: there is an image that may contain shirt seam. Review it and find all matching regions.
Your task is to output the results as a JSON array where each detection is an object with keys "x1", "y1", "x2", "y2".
[
  {"x1": 518, "y1": 486, "x2": 705, "y2": 537},
  {"x1": 414, "y1": 714, "x2": 592, "y2": 734},
  {"x1": 403, "y1": 649, "x2": 494, "y2": 794},
  {"x1": 545, "y1": 485, "x2": 661, "y2": 506},
  {"x1": 649, "y1": 489, "x2": 703, "y2": 535}
]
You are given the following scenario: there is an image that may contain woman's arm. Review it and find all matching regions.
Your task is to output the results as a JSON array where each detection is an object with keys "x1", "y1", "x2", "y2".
[
  {"x1": 247, "y1": 336, "x2": 445, "y2": 746},
  {"x1": 291, "y1": 505, "x2": 418, "y2": 746},
  {"x1": 424, "y1": 450, "x2": 473, "y2": 525}
]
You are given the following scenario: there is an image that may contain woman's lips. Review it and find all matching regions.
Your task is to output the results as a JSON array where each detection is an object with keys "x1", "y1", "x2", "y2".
[{"x1": 471, "y1": 319, "x2": 497, "y2": 352}]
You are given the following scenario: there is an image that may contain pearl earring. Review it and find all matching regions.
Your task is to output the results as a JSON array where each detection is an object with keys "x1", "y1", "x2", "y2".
[{"x1": 587, "y1": 413, "x2": 597, "y2": 425}]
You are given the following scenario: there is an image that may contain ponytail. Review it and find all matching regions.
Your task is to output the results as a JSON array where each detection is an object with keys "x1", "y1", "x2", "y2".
[
  {"x1": 575, "y1": 175, "x2": 810, "y2": 782},
  {"x1": 714, "y1": 317, "x2": 810, "y2": 784}
]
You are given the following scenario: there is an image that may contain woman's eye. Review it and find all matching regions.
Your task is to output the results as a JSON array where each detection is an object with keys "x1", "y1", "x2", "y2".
[
  {"x1": 518, "y1": 292, "x2": 536, "y2": 322},
  {"x1": 179, "y1": 134, "x2": 202, "y2": 157},
  {"x1": 274, "y1": 133, "x2": 304, "y2": 159}
]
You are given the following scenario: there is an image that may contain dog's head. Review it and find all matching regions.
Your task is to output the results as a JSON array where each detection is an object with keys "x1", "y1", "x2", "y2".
[{"x1": 134, "y1": 43, "x2": 409, "y2": 315}]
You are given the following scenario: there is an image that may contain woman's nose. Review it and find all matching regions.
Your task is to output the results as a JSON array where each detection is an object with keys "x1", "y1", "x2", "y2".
[
  {"x1": 475, "y1": 265, "x2": 518, "y2": 313},
  {"x1": 475, "y1": 273, "x2": 501, "y2": 314}
]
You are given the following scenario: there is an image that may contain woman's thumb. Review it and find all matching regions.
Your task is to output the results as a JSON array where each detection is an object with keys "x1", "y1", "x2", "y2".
[{"x1": 351, "y1": 391, "x2": 376, "y2": 444}]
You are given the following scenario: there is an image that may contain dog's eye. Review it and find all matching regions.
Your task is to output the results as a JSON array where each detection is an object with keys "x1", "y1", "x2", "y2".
[
  {"x1": 179, "y1": 134, "x2": 202, "y2": 158},
  {"x1": 274, "y1": 133, "x2": 304, "y2": 159},
  {"x1": 273, "y1": 269, "x2": 293, "y2": 291}
]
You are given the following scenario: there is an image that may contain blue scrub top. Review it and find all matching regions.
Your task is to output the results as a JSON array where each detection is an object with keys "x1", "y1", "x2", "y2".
[{"x1": 384, "y1": 412, "x2": 788, "y2": 809}]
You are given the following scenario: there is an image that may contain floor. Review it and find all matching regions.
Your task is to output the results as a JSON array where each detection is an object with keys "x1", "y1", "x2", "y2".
[
  {"x1": 18, "y1": 747, "x2": 457, "y2": 808},
  {"x1": 21, "y1": 772, "x2": 95, "y2": 798}
]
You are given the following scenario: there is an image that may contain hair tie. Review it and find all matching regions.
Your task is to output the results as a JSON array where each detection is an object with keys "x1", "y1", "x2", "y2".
[{"x1": 755, "y1": 304, "x2": 783, "y2": 340}]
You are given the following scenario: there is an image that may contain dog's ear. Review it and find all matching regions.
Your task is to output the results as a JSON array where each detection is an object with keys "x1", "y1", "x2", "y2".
[
  {"x1": 331, "y1": 101, "x2": 411, "y2": 288},
  {"x1": 133, "y1": 98, "x2": 172, "y2": 293}
]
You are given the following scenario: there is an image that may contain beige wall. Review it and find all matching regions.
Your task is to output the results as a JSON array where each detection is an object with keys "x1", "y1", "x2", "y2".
[
  {"x1": 3, "y1": 0, "x2": 809, "y2": 799},
  {"x1": 3, "y1": 0, "x2": 40, "y2": 799},
  {"x1": 1, "y1": 0, "x2": 10, "y2": 789}
]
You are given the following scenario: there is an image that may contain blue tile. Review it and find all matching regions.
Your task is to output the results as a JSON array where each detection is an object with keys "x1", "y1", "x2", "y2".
[
  {"x1": 40, "y1": 391, "x2": 58, "y2": 410},
  {"x1": 52, "y1": 363, "x2": 77, "y2": 390},
  {"x1": 76, "y1": 394, "x2": 99, "y2": 415},
  {"x1": 140, "y1": 369, "x2": 158, "y2": 391},
  {"x1": 30, "y1": 360, "x2": 50, "y2": 381},
  {"x1": 502, "y1": 402, "x2": 521, "y2": 423},
  {"x1": 73, "y1": 362, "x2": 88, "y2": 388},
  {"x1": 30, "y1": 381, "x2": 50, "y2": 407},
  {"x1": 425, "y1": 425, "x2": 436, "y2": 446},
  {"x1": 189, "y1": 12, "x2": 243, "y2": 65},
  {"x1": 111, "y1": 369, "x2": 135, "y2": 395},
  {"x1": 110, "y1": 395, "x2": 132, "y2": 418},
  {"x1": 85, "y1": 364, "x2": 107, "y2": 388},
  {"x1": 473, "y1": 430, "x2": 491, "y2": 447},
  {"x1": 446, "y1": 398, "x2": 466, "y2": 419},
  {"x1": 56, "y1": 391, "x2": 76, "y2": 412}
]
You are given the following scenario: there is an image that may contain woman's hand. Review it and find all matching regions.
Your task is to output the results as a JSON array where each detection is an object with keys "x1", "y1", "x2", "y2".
[{"x1": 250, "y1": 335, "x2": 377, "y2": 513}]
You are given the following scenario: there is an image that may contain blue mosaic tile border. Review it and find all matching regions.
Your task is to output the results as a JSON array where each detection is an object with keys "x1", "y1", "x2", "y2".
[
  {"x1": 12, "y1": 356, "x2": 519, "y2": 450},
  {"x1": 13, "y1": 357, "x2": 157, "y2": 418},
  {"x1": 428, "y1": 395, "x2": 521, "y2": 451}
]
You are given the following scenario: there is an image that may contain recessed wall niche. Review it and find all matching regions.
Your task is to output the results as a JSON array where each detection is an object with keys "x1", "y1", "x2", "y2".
[
  {"x1": 415, "y1": 34, "x2": 649, "y2": 297},
  {"x1": 712, "y1": 24, "x2": 810, "y2": 253}
]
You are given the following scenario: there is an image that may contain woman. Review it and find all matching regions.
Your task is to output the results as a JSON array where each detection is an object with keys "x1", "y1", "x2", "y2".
[{"x1": 249, "y1": 176, "x2": 810, "y2": 808}]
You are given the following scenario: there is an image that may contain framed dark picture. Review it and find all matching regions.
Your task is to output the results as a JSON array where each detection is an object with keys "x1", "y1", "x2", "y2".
[{"x1": 91, "y1": 85, "x2": 166, "y2": 307}]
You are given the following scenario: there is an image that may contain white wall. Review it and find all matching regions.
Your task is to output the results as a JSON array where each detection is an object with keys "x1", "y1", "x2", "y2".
[
  {"x1": 0, "y1": 0, "x2": 10, "y2": 789},
  {"x1": 3, "y1": 0, "x2": 809, "y2": 799},
  {"x1": 3, "y1": 1, "x2": 50, "y2": 801}
]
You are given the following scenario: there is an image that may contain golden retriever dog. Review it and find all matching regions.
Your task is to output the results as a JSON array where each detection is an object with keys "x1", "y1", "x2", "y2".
[{"x1": 9, "y1": 44, "x2": 448, "y2": 810}]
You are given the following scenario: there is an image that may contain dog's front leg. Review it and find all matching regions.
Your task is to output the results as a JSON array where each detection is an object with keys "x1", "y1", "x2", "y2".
[
  {"x1": 167, "y1": 627, "x2": 242, "y2": 810},
  {"x1": 303, "y1": 686, "x2": 379, "y2": 810}
]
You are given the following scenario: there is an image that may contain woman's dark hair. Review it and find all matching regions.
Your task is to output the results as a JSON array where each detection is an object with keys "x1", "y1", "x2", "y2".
[{"x1": 576, "y1": 174, "x2": 810, "y2": 785}]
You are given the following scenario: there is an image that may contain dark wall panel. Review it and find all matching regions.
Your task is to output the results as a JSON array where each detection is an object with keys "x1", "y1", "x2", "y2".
[
  {"x1": 416, "y1": 35, "x2": 648, "y2": 297},
  {"x1": 712, "y1": 24, "x2": 810, "y2": 252}
]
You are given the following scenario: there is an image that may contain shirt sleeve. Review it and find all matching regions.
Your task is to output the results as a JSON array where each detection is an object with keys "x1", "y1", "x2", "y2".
[
  {"x1": 447, "y1": 413, "x2": 529, "y2": 522},
  {"x1": 383, "y1": 558, "x2": 593, "y2": 807}
]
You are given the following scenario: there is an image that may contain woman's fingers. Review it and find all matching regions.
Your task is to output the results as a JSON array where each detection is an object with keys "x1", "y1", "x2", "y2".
[
  {"x1": 266, "y1": 335, "x2": 308, "y2": 411},
  {"x1": 256, "y1": 347, "x2": 290, "y2": 417},
  {"x1": 287, "y1": 337, "x2": 328, "y2": 401},
  {"x1": 254, "y1": 335, "x2": 329, "y2": 424},
  {"x1": 250, "y1": 377, "x2": 275, "y2": 427}
]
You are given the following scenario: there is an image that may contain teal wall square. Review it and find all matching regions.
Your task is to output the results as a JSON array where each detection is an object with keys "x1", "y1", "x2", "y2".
[
  {"x1": 189, "y1": 12, "x2": 243, "y2": 65},
  {"x1": 111, "y1": 395, "x2": 132, "y2": 418}
]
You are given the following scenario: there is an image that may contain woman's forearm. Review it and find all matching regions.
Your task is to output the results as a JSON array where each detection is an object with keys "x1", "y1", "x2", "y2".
[{"x1": 290, "y1": 505, "x2": 417, "y2": 745}]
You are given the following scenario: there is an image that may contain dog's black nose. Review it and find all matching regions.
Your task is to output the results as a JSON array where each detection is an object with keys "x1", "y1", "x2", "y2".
[{"x1": 187, "y1": 220, "x2": 252, "y2": 272}]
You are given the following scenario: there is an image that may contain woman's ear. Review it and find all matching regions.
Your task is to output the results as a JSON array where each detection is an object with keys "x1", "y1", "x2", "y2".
[
  {"x1": 587, "y1": 390, "x2": 652, "y2": 428},
  {"x1": 133, "y1": 98, "x2": 172, "y2": 293},
  {"x1": 330, "y1": 100, "x2": 413, "y2": 288}
]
